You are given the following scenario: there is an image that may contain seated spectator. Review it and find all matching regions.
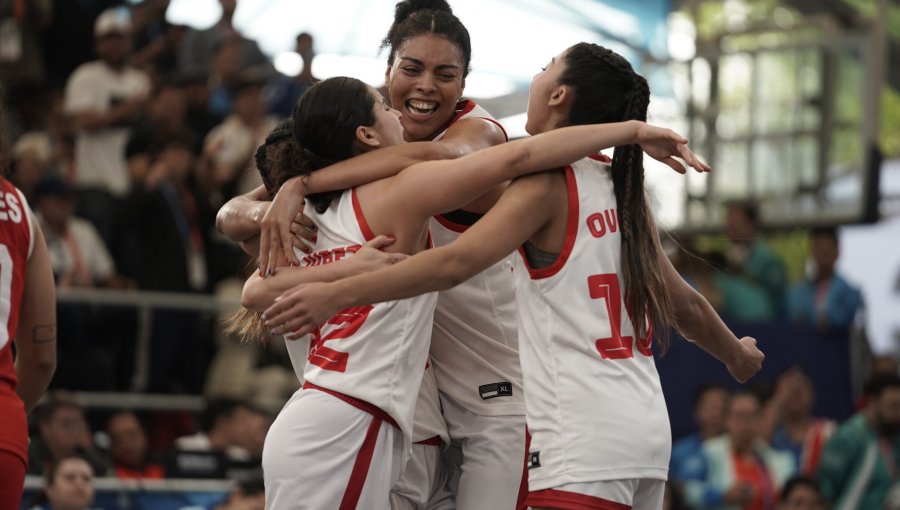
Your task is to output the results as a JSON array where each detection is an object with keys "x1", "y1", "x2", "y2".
[
  {"x1": 711, "y1": 251, "x2": 777, "y2": 321},
  {"x1": 678, "y1": 245, "x2": 775, "y2": 321},
  {"x1": 671, "y1": 383, "x2": 729, "y2": 482},
  {"x1": 11, "y1": 92, "x2": 76, "y2": 195},
  {"x1": 34, "y1": 175, "x2": 126, "y2": 288},
  {"x1": 167, "y1": 398, "x2": 269, "y2": 479},
  {"x1": 33, "y1": 174, "x2": 129, "y2": 391},
  {"x1": 818, "y1": 374, "x2": 900, "y2": 509},
  {"x1": 787, "y1": 227, "x2": 863, "y2": 332},
  {"x1": 28, "y1": 395, "x2": 110, "y2": 476},
  {"x1": 106, "y1": 410, "x2": 164, "y2": 479},
  {"x1": 28, "y1": 455, "x2": 96, "y2": 510},
  {"x1": 10, "y1": 132, "x2": 53, "y2": 203},
  {"x1": 204, "y1": 75, "x2": 278, "y2": 199},
  {"x1": 724, "y1": 200, "x2": 788, "y2": 316},
  {"x1": 685, "y1": 391, "x2": 795, "y2": 510},
  {"x1": 779, "y1": 476, "x2": 825, "y2": 510},
  {"x1": 763, "y1": 367, "x2": 836, "y2": 476}
]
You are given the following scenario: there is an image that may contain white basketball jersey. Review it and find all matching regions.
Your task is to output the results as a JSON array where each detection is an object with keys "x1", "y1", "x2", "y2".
[
  {"x1": 411, "y1": 360, "x2": 450, "y2": 445},
  {"x1": 428, "y1": 100, "x2": 524, "y2": 416},
  {"x1": 287, "y1": 188, "x2": 438, "y2": 443},
  {"x1": 513, "y1": 157, "x2": 671, "y2": 490}
]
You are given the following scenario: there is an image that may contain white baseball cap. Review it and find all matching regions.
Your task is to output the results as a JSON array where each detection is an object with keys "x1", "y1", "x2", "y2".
[{"x1": 94, "y1": 8, "x2": 131, "y2": 37}]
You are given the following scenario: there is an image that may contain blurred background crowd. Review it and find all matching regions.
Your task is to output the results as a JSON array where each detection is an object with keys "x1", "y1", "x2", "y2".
[{"x1": 1, "y1": 0, "x2": 898, "y2": 509}]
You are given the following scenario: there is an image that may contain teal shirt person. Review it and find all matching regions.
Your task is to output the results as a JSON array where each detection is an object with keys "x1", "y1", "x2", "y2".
[
  {"x1": 714, "y1": 272, "x2": 775, "y2": 321},
  {"x1": 742, "y1": 241, "x2": 787, "y2": 317},
  {"x1": 817, "y1": 413, "x2": 900, "y2": 510}
]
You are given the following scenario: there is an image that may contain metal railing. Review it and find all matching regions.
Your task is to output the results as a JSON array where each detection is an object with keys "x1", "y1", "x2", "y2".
[{"x1": 55, "y1": 288, "x2": 242, "y2": 393}]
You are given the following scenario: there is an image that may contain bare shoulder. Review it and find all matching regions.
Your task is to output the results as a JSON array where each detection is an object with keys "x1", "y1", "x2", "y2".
[
  {"x1": 499, "y1": 171, "x2": 568, "y2": 218},
  {"x1": 440, "y1": 116, "x2": 507, "y2": 150},
  {"x1": 510, "y1": 169, "x2": 567, "y2": 193}
]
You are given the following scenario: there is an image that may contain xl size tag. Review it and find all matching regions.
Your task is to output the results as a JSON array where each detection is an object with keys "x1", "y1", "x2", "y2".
[{"x1": 479, "y1": 382, "x2": 513, "y2": 400}]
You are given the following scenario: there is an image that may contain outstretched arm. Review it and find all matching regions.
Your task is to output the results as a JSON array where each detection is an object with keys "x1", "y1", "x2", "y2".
[
  {"x1": 262, "y1": 173, "x2": 560, "y2": 337},
  {"x1": 259, "y1": 117, "x2": 505, "y2": 274},
  {"x1": 650, "y1": 214, "x2": 764, "y2": 382},
  {"x1": 389, "y1": 120, "x2": 707, "y2": 227},
  {"x1": 14, "y1": 219, "x2": 57, "y2": 414}
]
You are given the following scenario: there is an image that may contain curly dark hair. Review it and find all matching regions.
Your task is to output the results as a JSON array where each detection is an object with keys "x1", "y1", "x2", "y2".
[{"x1": 381, "y1": 0, "x2": 472, "y2": 77}]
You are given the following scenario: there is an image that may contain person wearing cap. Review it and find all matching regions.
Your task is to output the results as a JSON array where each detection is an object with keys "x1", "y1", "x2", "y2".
[
  {"x1": 33, "y1": 174, "x2": 120, "y2": 289},
  {"x1": 10, "y1": 133, "x2": 52, "y2": 203},
  {"x1": 63, "y1": 7, "x2": 151, "y2": 243}
]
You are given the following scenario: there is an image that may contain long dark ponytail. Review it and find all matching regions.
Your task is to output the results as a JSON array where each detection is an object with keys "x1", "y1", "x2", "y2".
[
  {"x1": 559, "y1": 43, "x2": 674, "y2": 348},
  {"x1": 291, "y1": 76, "x2": 377, "y2": 213}
]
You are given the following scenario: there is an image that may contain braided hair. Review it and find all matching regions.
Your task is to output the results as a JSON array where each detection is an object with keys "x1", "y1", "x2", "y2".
[
  {"x1": 381, "y1": 0, "x2": 472, "y2": 77},
  {"x1": 559, "y1": 43, "x2": 675, "y2": 348}
]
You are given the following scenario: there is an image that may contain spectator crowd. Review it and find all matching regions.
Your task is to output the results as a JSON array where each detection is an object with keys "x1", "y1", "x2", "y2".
[{"x1": 0, "y1": 1, "x2": 884, "y2": 509}]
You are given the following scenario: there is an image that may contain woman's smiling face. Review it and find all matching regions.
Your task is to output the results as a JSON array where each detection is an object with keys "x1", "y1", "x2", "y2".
[{"x1": 385, "y1": 34, "x2": 466, "y2": 141}]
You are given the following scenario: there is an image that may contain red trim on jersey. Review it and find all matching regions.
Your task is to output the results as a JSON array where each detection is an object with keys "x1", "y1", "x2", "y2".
[
  {"x1": 339, "y1": 416, "x2": 383, "y2": 510},
  {"x1": 517, "y1": 167, "x2": 578, "y2": 280},
  {"x1": 438, "y1": 99, "x2": 508, "y2": 145},
  {"x1": 448, "y1": 99, "x2": 478, "y2": 126},
  {"x1": 303, "y1": 382, "x2": 399, "y2": 428},
  {"x1": 350, "y1": 189, "x2": 375, "y2": 242},
  {"x1": 526, "y1": 489, "x2": 632, "y2": 510},
  {"x1": 414, "y1": 435, "x2": 443, "y2": 447},
  {"x1": 433, "y1": 213, "x2": 468, "y2": 233},
  {"x1": 516, "y1": 428, "x2": 531, "y2": 510},
  {"x1": 589, "y1": 153, "x2": 612, "y2": 164}
]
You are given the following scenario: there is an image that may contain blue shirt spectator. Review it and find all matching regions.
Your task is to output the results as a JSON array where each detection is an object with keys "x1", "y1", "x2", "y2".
[
  {"x1": 787, "y1": 227, "x2": 863, "y2": 332},
  {"x1": 671, "y1": 384, "x2": 729, "y2": 483}
]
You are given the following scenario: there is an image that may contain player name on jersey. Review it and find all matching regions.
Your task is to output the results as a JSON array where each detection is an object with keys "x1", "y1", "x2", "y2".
[
  {"x1": 302, "y1": 245, "x2": 361, "y2": 266},
  {"x1": 0, "y1": 192, "x2": 24, "y2": 224}
]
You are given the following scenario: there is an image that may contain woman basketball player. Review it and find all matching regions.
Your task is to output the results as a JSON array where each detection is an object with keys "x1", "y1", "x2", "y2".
[
  {"x1": 0, "y1": 98, "x2": 58, "y2": 509},
  {"x1": 246, "y1": 73, "x2": 705, "y2": 508},
  {"x1": 220, "y1": 1, "x2": 520, "y2": 507},
  {"x1": 262, "y1": 43, "x2": 765, "y2": 510}
]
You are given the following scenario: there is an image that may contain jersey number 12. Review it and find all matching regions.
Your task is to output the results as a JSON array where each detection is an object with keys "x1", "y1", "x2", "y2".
[{"x1": 308, "y1": 305, "x2": 373, "y2": 373}]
